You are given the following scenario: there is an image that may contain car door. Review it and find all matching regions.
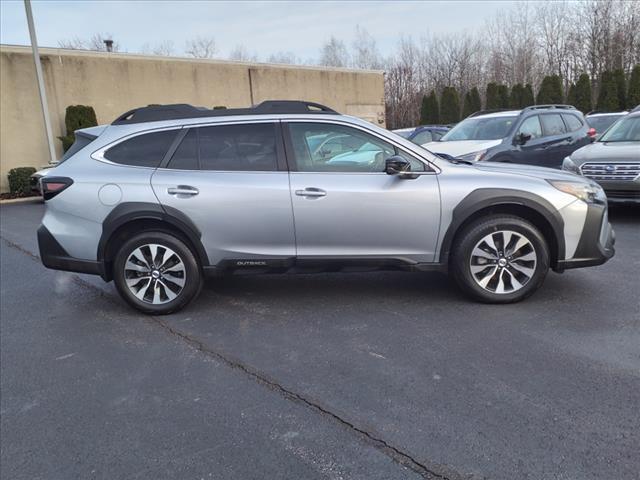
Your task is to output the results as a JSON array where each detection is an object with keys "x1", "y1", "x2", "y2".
[
  {"x1": 284, "y1": 121, "x2": 441, "y2": 264},
  {"x1": 513, "y1": 115, "x2": 547, "y2": 165},
  {"x1": 151, "y1": 122, "x2": 296, "y2": 265},
  {"x1": 538, "y1": 113, "x2": 573, "y2": 168}
]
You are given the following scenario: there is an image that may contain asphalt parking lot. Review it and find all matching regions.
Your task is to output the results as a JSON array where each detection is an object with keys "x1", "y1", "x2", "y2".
[{"x1": 1, "y1": 201, "x2": 639, "y2": 480}]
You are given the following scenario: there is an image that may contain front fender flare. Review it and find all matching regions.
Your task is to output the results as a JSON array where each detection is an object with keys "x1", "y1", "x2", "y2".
[{"x1": 438, "y1": 188, "x2": 565, "y2": 265}]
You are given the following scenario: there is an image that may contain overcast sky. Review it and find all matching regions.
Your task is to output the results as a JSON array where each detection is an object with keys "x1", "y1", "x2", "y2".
[{"x1": 1, "y1": 0, "x2": 518, "y2": 60}]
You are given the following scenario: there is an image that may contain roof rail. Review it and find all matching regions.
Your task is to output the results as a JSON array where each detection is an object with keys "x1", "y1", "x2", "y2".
[
  {"x1": 585, "y1": 109, "x2": 628, "y2": 116},
  {"x1": 468, "y1": 109, "x2": 513, "y2": 118},
  {"x1": 111, "y1": 100, "x2": 338, "y2": 125},
  {"x1": 522, "y1": 104, "x2": 576, "y2": 112}
]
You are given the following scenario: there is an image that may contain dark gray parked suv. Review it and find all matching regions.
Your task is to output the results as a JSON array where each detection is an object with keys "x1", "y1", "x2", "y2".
[
  {"x1": 37, "y1": 101, "x2": 615, "y2": 314},
  {"x1": 424, "y1": 105, "x2": 593, "y2": 169}
]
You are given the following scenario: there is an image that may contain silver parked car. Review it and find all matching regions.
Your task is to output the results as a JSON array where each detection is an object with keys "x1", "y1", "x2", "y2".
[{"x1": 38, "y1": 101, "x2": 615, "y2": 314}]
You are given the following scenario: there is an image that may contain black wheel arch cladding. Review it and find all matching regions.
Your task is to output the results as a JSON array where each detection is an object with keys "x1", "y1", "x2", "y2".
[
  {"x1": 98, "y1": 202, "x2": 209, "y2": 268},
  {"x1": 439, "y1": 188, "x2": 565, "y2": 266}
]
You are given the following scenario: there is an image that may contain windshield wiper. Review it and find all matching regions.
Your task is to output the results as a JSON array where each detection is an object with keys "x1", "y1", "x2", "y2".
[{"x1": 435, "y1": 152, "x2": 474, "y2": 165}]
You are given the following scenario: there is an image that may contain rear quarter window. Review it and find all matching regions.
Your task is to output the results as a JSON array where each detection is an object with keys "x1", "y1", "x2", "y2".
[
  {"x1": 104, "y1": 130, "x2": 178, "y2": 168},
  {"x1": 562, "y1": 113, "x2": 583, "y2": 132}
]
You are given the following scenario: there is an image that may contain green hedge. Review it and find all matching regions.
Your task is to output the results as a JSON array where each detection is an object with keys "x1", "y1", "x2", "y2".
[
  {"x1": 8, "y1": 167, "x2": 36, "y2": 196},
  {"x1": 57, "y1": 105, "x2": 98, "y2": 153}
]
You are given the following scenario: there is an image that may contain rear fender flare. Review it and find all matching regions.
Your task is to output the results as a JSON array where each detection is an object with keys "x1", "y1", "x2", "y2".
[{"x1": 97, "y1": 202, "x2": 209, "y2": 266}]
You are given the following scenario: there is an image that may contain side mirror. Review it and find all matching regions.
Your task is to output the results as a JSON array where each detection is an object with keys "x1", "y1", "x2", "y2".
[
  {"x1": 515, "y1": 132, "x2": 532, "y2": 145},
  {"x1": 385, "y1": 155, "x2": 411, "y2": 175}
]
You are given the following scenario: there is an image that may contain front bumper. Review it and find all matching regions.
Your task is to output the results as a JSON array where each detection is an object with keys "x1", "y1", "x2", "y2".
[
  {"x1": 555, "y1": 202, "x2": 615, "y2": 272},
  {"x1": 37, "y1": 225, "x2": 106, "y2": 278},
  {"x1": 593, "y1": 179, "x2": 640, "y2": 204}
]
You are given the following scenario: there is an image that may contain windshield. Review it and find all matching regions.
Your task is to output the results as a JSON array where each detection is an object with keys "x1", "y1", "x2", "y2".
[
  {"x1": 598, "y1": 115, "x2": 640, "y2": 142},
  {"x1": 587, "y1": 115, "x2": 623, "y2": 134},
  {"x1": 441, "y1": 115, "x2": 517, "y2": 141}
]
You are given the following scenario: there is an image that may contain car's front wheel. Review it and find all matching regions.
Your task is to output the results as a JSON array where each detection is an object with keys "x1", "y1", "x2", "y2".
[
  {"x1": 451, "y1": 215, "x2": 550, "y2": 303},
  {"x1": 113, "y1": 232, "x2": 203, "y2": 314}
]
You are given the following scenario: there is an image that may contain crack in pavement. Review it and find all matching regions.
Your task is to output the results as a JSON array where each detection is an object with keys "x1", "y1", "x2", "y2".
[{"x1": 1, "y1": 236, "x2": 468, "y2": 480}]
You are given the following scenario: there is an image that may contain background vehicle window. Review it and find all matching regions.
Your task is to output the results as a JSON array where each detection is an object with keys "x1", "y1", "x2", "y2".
[
  {"x1": 198, "y1": 123, "x2": 278, "y2": 171},
  {"x1": 598, "y1": 115, "x2": 640, "y2": 142},
  {"x1": 105, "y1": 130, "x2": 177, "y2": 168},
  {"x1": 411, "y1": 130, "x2": 433, "y2": 144},
  {"x1": 540, "y1": 114, "x2": 567, "y2": 136},
  {"x1": 289, "y1": 123, "x2": 424, "y2": 172},
  {"x1": 441, "y1": 116, "x2": 517, "y2": 141},
  {"x1": 167, "y1": 129, "x2": 198, "y2": 170},
  {"x1": 431, "y1": 131, "x2": 445, "y2": 141},
  {"x1": 517, "y1": 116, "x2": 542, "y2": 139},
  {"x1": 586, "y1": 115, "x2": 621, "y2": 133},
  {"x1": 562, "y1": 114, "x2": 583, "y2": 132}
]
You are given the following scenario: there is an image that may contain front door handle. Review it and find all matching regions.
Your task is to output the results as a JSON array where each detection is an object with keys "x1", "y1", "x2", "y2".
[
  {"x1": 295, "y1": 187, "x2": 327, "y2": 198},
  {"x1": 167, "y1": 185, "x2": 199, "y2": 196}
]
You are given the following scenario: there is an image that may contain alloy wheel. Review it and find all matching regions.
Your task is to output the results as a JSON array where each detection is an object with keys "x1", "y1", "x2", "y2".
[
  {"x1": 469, "y1": 230, "x2": 537, "y2": 294},
  {"x1": 123, "y1": 244, "x2": 186, "y2": 304}
]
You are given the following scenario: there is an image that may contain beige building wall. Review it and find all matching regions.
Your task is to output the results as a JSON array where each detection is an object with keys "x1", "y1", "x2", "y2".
[{"x1": 0, "y1": 45, "x2": 385, "y2": 192}]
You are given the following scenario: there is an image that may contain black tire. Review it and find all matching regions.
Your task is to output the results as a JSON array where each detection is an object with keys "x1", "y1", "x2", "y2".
[
  {"x1": 450, "y1": 215, "x2": 549, "y2": 303},
  {"x1": 113, "y1": 231, "x2": 203, "y2": 314}
]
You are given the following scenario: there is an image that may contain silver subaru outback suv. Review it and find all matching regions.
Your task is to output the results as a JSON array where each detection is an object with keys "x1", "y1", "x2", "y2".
[{"x1": 38, "y1": 101, "x2": 615, "y2": 314}]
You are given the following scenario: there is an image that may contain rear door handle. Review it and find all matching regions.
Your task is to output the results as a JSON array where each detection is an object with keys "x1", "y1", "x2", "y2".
[
  {"x1": 295, "y1": 187, "x2": 327, "y2": 198},
  {"x1": 167, "y1": 186, "x2": 199, "y2": 196}
]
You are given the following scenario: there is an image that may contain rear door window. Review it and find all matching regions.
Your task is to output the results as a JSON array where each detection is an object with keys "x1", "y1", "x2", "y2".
[
  {"x1": 199, "y1": 123, "x2": 278, "y2": 171},
  {"x1": 540, "y1": 114, "x2": 567, "y2": 136},
  {"x1": 167, "y1": 129, "x2": 198, "y2": 170},
  {"x1": 105, "y1": 130, "x2": 178, "y2": 168}
]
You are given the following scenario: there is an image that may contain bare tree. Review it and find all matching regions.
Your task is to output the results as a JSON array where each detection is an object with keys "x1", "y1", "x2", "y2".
[
  {"x1": 58, "y1": 33, "x2": 119, "y2": 52},
  {"x1": 351, "y1": 26, "x2": 382, "y2": 69},
  {"x1": 185, "y1": 36, "x2": 217, "y2": 59},
  {"x1": 267, "y1": 51, "x2": 301, "y2": 65},
  {"x1": 141, "y1": 40, "x2": 175, "y2": 57},
  {"x1": 58, "y1": 37, "x2": 85, "y2": 50},
  {"x1": 228, "y1": 44, "x2": 258, "y2": 62},
  {"x1": 319, "y1": 36, "x2": 349, "y2": 67}
]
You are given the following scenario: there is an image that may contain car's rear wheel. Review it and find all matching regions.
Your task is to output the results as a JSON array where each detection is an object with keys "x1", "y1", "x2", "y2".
[
  {"x1": 451, "y1": 215, "x2": 549, "y2": 303},
  {"x1": 113, "y1": 232, "x2": 202, "y2": 314}
]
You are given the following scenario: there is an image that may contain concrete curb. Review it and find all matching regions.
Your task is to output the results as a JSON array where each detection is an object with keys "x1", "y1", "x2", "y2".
[{"x1": 0, "y1": 197, "x2": 42, "y2": 205}]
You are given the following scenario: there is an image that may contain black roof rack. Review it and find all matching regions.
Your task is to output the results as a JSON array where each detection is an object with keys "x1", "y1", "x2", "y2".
[
  {"x1": 522, "y1": 104, "x2": 576, "y2": 111},
  {"x1": 468, "y1": 108, "x2": 514, "y2": 118},
  {"x1": 112, "y1": 100, "x2": 338, "y2": 125}
]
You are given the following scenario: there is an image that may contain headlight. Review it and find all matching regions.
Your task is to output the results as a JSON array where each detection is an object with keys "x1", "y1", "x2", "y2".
[
  {"x1": 548, "y1": 180, "x2": 606, "y2": 204},
  {"x1": 457, "y1": 149, "x2": 487, "y2": 162},
  {"x1": 561, "y1": 156, "x2": 581, "y2": 174}
]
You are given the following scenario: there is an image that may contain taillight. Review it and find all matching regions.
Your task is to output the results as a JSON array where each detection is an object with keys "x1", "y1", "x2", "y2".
[
  {"x1": 41, "y1": 177, "x2": 73, "y2": 200},
  {"x1": 587, "y1": 127, "x2": 597, "y2": 140}
]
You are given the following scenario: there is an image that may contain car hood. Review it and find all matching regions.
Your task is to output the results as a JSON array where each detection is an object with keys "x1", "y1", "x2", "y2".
[
  {"x1": 471, "y1": 161, "x2": 586, "y2": 182},
  {"x1": 422, "y1": 139, "x2": 502, "y2": 157},
  {"x1": 569, "y1": 141, "x2": 640, "y2": 164}
]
